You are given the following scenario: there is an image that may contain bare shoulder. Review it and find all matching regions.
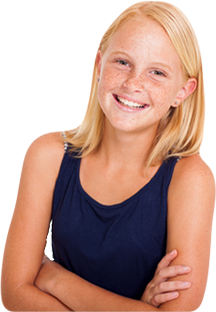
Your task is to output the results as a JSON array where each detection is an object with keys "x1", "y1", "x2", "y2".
[
  {"x1": 168, "y1": 154, "x2": 215, "y2": 229},
  {"x1": 24, "y1": 132, "x2": 65, "y2": 179},
  {"x1": 170, "y1": 154, "x2": 215, "y2": 197},
  {"x1": 175, "y1": 153, "x2": 213, "y2": 177},
  {"x1": 27, "y1": 131, "x2": 64, "y2": 159}
]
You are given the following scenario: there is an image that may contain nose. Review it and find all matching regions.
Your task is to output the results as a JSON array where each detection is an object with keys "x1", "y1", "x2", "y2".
[{"x1": 122, "y1": 71, "x2": 145, "y2": 92}]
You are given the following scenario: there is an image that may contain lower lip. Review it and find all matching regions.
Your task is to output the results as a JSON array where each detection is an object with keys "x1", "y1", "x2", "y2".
[{"x1": 113, "y1": 95, "x2": 149, "y2": 113}]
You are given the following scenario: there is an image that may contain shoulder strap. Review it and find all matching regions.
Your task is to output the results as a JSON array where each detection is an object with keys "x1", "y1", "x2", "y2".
[{"x1": 62, "y1": 132, "x2": 68, "y2": 152}]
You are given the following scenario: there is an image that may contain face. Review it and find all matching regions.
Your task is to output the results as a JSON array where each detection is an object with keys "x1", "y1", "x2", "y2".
[{"x1": 97, "y1": 17, "x2": 196, "y2": 135}]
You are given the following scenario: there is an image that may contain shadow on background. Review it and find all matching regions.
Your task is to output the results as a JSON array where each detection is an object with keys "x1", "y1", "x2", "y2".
[{"x1": 0, "y1": 6, "x2": 40, "y2": 311}]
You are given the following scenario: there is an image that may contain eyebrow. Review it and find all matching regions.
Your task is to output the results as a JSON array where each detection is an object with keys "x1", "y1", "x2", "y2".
[
  {"x1": 110, "y1": 51, "x2": 173, "y2": 72},
  {"x1": 150, "y1": 62, "x2": 173, "y2": 72}
]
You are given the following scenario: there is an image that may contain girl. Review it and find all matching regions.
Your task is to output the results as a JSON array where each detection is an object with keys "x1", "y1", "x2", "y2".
[{"x1": 2, "y1": 1, "x2": 215, "y2": 311}]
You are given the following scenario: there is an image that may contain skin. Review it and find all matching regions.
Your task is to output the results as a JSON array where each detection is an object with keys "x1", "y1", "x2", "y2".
[{"x1": 1, "y1": 18, "x2": 215, "y2": 311}]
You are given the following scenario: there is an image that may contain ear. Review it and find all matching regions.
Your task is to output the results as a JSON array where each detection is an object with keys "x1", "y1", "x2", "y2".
[
  {"x1": 172, "y1": 78, "x2": 197, "y2": 107},
  {"x1": 96, "y1": 50, "x2": 102, "y2": 80}
]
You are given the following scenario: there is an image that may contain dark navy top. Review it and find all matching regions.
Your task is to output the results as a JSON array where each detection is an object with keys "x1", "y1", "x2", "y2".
[{"x1": 51, "y1": 149, "x2": 178, "y2": 300}]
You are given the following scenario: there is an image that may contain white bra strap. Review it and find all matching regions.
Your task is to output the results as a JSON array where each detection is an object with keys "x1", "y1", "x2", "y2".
[{"x1": 62, "y1": 132, "x2": 68, "y2": 152}]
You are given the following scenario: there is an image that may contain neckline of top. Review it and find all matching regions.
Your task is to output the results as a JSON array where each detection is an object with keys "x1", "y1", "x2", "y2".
[{"x1": 75, "y1": 157, "x2": 168, "y2": 210}]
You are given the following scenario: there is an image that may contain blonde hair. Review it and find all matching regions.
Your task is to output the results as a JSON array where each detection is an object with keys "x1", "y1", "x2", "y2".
[{"x1": 65, "y1": 1, "x2": 204, "y2": 166}]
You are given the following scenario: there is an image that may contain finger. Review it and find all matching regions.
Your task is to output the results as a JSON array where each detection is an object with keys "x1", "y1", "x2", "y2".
[
  {"x1": 153, "y1": 265, "x2": 191, "y2": 286},
  {"x1": 151, "y1": 292, "x2": 179, "y2": 306},
  {"x1": 159, "y1": 265, "x2": 191, "y2": 279},
  {"x1": 155, "y1": 250, "x2": 178, "y2": 274},
  {"x1": 154, "y1": 280, "x2": 191, "y2": 295}
]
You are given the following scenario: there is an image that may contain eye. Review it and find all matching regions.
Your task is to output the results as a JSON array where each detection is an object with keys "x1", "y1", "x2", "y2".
[
  {"x1": 151, "y1": 70, "x2": 165, "y2": 76},
  {"x1": 117, "y1": 59, "x2": 130, "y2": 67}
]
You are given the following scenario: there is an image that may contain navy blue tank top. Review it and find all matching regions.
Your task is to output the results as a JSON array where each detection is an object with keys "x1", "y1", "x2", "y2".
[{"x1": 51, "y1": 148, "x2": 178, "y2": 300}]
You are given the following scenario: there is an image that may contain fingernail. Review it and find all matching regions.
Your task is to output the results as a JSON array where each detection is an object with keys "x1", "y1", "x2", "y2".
[
  {"x1": 183, "y1": 281, "x2": 191, "y2": 287},
  {"x1": 170, "y1": 250, "x2": 176, "y2": 255},
  {"x1": 182, "y1": 266, "x2": 191, "y2": 271},
  {"x1": 171, "y1": 292, "x2": 179, "y2": 298}
]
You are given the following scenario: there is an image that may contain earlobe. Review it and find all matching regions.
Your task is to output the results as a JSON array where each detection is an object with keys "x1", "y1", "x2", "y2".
[{"x1": 171, "y1": 101, "x2": 182, "y2": 107}]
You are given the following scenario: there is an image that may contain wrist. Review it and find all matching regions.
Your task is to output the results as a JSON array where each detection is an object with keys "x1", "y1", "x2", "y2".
[
  {"x1": 35, "y1": 258, "x2": 59, "y2": 294},
  {"x1": 45, "y1": 261, "x2": 70, "y2": 296},
  {"x1": 44, "y1": 260, "x2": 61, "y2": 294}
]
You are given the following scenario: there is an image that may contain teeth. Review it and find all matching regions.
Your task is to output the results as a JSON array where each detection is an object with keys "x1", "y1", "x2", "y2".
[{"x1": 117, "y1": 96, "x2": 145, "y2": 108}]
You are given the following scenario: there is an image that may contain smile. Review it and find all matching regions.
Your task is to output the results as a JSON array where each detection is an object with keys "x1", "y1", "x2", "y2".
[{"x1": 114, "y1": 95, "x2": 149, "y2": 109}]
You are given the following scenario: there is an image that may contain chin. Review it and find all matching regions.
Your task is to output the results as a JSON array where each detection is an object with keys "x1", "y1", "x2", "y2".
[{"x1": 108, "y1": 120, "x2": 145, "y2": 134}]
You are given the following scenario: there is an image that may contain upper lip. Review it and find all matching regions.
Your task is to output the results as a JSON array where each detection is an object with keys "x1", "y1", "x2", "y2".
[{"x1": 113, "y1": 94, "x2": 148, "y2": 106}]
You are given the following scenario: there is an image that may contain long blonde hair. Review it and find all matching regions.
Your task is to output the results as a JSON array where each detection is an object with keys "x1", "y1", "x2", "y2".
[{"x1": 65, "y1": 1, "x2": 204, "y2": 166}]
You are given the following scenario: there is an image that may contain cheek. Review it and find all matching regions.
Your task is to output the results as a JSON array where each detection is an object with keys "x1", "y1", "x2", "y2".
[
  {"x1": 97, "y1": 67, "x2": 122, "y2": 103},
  {"x1": 97, "y1": 81, "x2": 108, "y2": 109},
  {"x1": 100, "y1": 61, "x2": 128, "y2": 91},
  {"x1": 150, "y1": 84, "x2": 177, "y2": 117},
  {"x1": 101, "y1": 68, "x2": 121, "y2": 90}
]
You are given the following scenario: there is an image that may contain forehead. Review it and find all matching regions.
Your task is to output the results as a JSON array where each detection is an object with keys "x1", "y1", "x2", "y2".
[{"x1": 105, "y1": 17, "x2": 182, "y2": 69}]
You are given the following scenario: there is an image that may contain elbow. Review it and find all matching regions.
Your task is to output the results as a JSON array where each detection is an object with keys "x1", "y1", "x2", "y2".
[
  {"x1": 1, "y1": 284, "x2": 18, "y2": 311},
  {"x1": 1, "y1": 279, "x2": 28, "y2": 311},
  {"x1": 1, "y1": 275, "x2": 11, "y2": 310},
  {"x1": 1, "y1": 286, "x2": 14, "y2": 311},
  {"x1": 1, "y1": 295, "x2": 8, "y2": 311}
]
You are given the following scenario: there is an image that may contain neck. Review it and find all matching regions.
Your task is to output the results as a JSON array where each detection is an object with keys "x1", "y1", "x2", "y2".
[{"x1": 96, "y1": 119, "x2": 158, "y2": 170}]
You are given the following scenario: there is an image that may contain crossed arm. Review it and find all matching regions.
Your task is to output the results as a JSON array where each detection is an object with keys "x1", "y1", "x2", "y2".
[
  {"x1": 34, "y1": 251, "x2": 193, "y2": 311},
  {"x1": 0, "y1": 250, "x2": 195, "y2": 311},
  {"x1": 1, "y1": 134, "x2": 215, "y2": 311}
]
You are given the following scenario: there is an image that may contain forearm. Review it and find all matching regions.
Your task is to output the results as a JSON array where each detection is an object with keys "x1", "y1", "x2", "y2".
[
  {"x1": 47, "y1": 267, "x2": 159, "y2": 311},
  {"x1": 3, "y1": 283, "x2": 71, "y2": 311}
]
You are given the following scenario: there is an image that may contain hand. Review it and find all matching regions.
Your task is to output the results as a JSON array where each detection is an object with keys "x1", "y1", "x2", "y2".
[
  {"x1": 141, "y1": 250, "x2": 192, "y2": 307},
  {"x1": 35, "y1": 254, "x2": 60, "y2": 293}
]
